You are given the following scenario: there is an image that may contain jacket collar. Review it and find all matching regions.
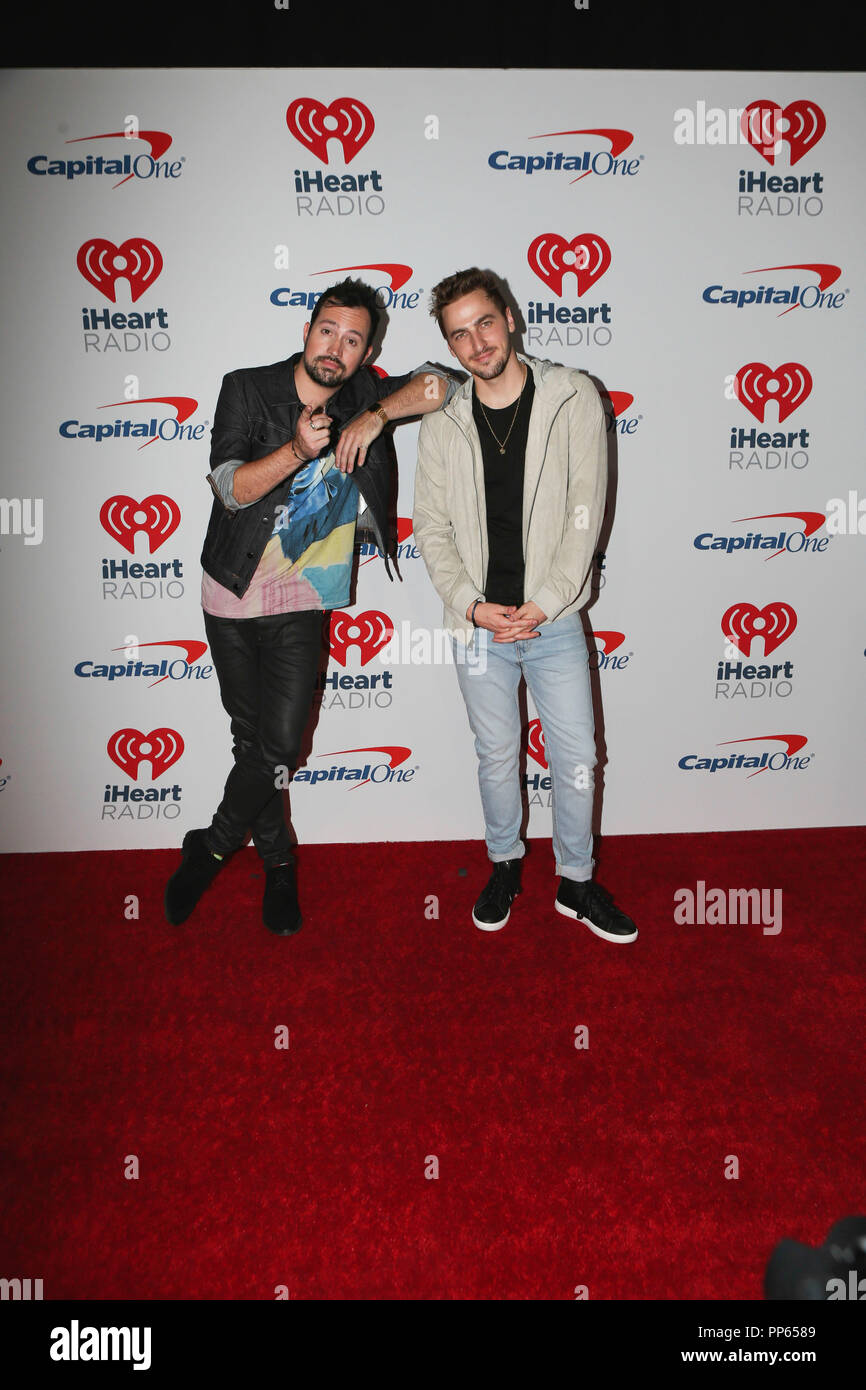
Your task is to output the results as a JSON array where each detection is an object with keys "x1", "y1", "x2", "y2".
[{"x1": 445, "y1": 352, "x2": 575, "y2": 426}]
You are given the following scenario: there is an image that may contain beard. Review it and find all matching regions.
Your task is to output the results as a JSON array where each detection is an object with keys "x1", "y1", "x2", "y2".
[
  {"x1": 469, "y1": 348, "x2": 509, "y2": 381},
  {"x1": 304, "y1": 350, "x2": 348, "y2": 388}
]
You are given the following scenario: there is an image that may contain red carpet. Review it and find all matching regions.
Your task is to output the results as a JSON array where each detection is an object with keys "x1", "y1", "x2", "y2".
[{"x1": 1, "y1": 827, "x2": 863, "y2": 1300}]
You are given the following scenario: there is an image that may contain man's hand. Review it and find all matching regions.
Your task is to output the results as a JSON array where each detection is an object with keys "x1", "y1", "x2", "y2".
[
  {"x1": 467, "y1": 600, "x2": 546, "y2": 642},
  {"x1": 334, "y1": 408, "x2": 384, "y2": 473},
  {"x1": 506, "y1": 601, "x2": 547, "y2": 636},
  {"x1": 293, "y1": 404, "x2": 333, "y2": 463},
  {"x1": 467, "y1": 600, "x2": 547, "y2": 642},
  {"x1": 230, "y1": 404, "x2": 326, "y2": 506}
]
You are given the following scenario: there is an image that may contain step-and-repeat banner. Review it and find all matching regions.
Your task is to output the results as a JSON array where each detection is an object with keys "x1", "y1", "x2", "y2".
[{"x1": 1, "y1": 69, "x2": 863, "y2": 852}]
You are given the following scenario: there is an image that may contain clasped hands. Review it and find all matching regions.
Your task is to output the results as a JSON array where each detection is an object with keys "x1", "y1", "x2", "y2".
[{"x1": 468, "y1": 601, "x2": 547, "y2": 642}]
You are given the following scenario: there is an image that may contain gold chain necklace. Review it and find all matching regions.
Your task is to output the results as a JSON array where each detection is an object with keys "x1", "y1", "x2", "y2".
[{"x1": 477, "y1": 366, "x2": 527, "y2": 455}]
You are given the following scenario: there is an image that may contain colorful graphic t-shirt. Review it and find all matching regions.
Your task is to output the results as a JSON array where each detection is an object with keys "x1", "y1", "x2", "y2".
[{"x1": 201, "y1": 452, "x2": 359, "y2": 618}]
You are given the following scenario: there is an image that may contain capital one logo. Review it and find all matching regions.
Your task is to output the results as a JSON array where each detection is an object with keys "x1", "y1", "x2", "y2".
[
  {"x1": 77, "y1": 238, "x2": 163, "y2": 302},
  {"x1": 286, "y1": 97, "x2": 374, "y2": 163},
  {"x1": 527, "y1": 233, "x2": 611, "y2": 296},
  {"x1": 680, "y1": 733, "x2": 810, "y2": 778},
  {"x1": 742, "y1": 99, "x2": 826, "y2": 165},
  {"x1": 100, "y1": 495, "x2": 181, "y2": 552},
  {"x1": 107, "y1": 728, "x2": 184, "y2": 779},
  {"x1": 533, "y1": 127, "x2": 634, "y2": 182},
  {"x1": 735, "y1": 362, "x2": 812, "y2": 422},
  {"x1": 61, "y1": 399, "x2": 199, "y2": 451},
  {"x1": 329, "y1": 610, "x2": 394, "y2": 666},
  {"x1": 722, "y1": 603, "x2": 797, "y2": 657}
]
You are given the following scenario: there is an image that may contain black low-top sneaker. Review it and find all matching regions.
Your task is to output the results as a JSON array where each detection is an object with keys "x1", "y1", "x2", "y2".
[
  {"x1": 164, "y1": 828, "x2": 227, "y2": 925},
  {"x1": 555, "y1": 878, "x2": 638, "y2": 943},
  {"x1": 472, "y1": 859, "x2": 521, "y2": 931},
  {"x1": 263, "y1": 861, "x2": 303, "y2": 936}
]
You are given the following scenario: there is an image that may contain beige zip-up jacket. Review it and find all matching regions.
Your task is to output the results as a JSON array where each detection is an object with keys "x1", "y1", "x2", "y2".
[{"x1": 413, "y1": 353, "x2": 607, "y2": 641}]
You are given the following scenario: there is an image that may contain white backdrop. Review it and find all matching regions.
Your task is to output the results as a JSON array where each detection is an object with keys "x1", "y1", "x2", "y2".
[{"x1": 1, "y1": 68, "x2": 863, "y2": 852}]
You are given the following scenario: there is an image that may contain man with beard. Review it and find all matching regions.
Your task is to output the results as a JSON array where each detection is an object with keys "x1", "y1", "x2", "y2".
[
  {"x1": 165, "y1": 277, "x2": 452, "y2": 935},
  {"x1": 414, "y1": 267, "x2": 636, "y2": 942}
]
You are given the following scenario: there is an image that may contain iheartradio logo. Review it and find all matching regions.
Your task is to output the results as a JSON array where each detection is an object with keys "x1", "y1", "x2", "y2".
[
  {"x1": 527, "y1": 233, "x2": 611, "y2": 296},
  {"x1": 77, "y1": 237, "x2": 162, "y2": 302},
  {"x1": 100, "y1": 495, "x2": 180, "y2": 553},
  {"x1": 742, "y1": 100, "x2": 826, "y2": 166},
  {"x1": 735, "y1": 363, "x2": 812, "y2": 423},
  {"x1": 722, "y1": 603, "x2": 797, "y2": 657},
  {"x1": 107, "y1": 728, "x2": 184, "y2": 779},
  {"x1": 286, "y1": 97, "x2": 374, "y2": 164},
  {"x1": 329, "y1": 610, "x2": 394, "y2": 666}
]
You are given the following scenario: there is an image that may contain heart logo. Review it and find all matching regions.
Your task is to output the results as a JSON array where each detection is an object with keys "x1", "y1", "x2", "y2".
[
  {"x1": 100, "y1": 495, "x2": 181, "y2": 554},
  {"x1": 721, "y1": 603, "x2": 798, "y2": 657},
  {"x1": 526, "y1": 718, "x2": 548, "y2": 769},
  {"x1": 329, "y1": 610, "x2": 394, "y2": 667},
  {"x1": 286, "y1": 97, "x2": 375, "y2": 165},
  {"x1": 77, "y1": 238, "x2": 163, "y2": 302},
  {"x1": 527, "y1": 233, "x2": 611, "y2": 297},
  {"x1": 107, "y1": 728, "x2": 184, "y2": 780},
  {"x1": 734, "y1": 363, "x2": 812, "y2": 423},
  {"x1": 741, "y1": 99, "x2": 826, "y2": 166}
]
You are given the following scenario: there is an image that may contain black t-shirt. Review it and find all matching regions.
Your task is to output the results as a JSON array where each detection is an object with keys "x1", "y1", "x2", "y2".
[{"x1": 472, "y1": 368, "x2": 535, "y2": 607}]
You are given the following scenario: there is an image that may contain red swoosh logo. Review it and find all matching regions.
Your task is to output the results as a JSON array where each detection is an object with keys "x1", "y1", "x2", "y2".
[
  {"x1": 744, "y1": 263, "x2": 841, "y2": 317},
  {"x1": 733, "y1": 511, "x2": 825, "y2": 559},
  {"x1": 606, "y1": 391, "x2": 634, "y2": 418},
  {"x1": 592, "y1": 631, "x2": 625, "y2": 654},
  {"x1": 312, "y1": 263, "x2": 413, "y2": 292},
  {"x1": 716, "y1": 733, "x2": 808, "y2": 777}
]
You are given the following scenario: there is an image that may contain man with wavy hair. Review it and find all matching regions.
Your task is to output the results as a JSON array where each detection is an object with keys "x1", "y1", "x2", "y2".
[{"x1": 414, "y1": 268, "x2": 636, "y2": 942}]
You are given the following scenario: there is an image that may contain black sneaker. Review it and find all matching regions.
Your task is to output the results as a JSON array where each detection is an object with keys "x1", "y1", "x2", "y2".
[
  {"x1": 164, "y1": 828, "x2": 227, "y2": 925},
  {"x1": 263, "y1": 861, "x2": 303, "y2": 936},
  {"x1": 472, "y1": 859, "x2": 521, "y2": 931},
  {"x1": 555, "y1": 878, "x2": 637, "y2": 943}
]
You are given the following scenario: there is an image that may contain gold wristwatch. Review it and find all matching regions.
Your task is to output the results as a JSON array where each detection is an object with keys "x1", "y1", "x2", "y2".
[{"x1": 368, "y1": 401, "x2": 389, "y2": 425}]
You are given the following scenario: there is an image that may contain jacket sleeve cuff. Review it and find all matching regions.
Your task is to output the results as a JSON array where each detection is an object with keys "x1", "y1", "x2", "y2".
[
  {"x1": 529, "y1": 585, "x2": 568, "y2": 625},
  {"x1": 207, "y1": 460, "x2": 254, "y2": 512},
  {"x1": 453, "y1": 583, "x2": 485, "y2": 621}
]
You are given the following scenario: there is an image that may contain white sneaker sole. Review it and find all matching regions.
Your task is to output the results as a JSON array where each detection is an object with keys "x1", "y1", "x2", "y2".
[
  {"x1": 473, "y1": 907, "x2": 510, "y2": 931},
  {"x1": 555, "y1": 899, "x2": 638, "y2": 943}
]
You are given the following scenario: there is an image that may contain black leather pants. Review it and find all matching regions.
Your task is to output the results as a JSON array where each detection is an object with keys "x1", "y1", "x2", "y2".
[{"x1": 203, "y1": 609, "x2": 324, "y2": 867}]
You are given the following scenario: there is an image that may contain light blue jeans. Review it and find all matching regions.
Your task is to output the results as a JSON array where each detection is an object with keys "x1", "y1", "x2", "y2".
[{"x1": 452, "y1": 612, "x2": 595, "y2": 882}]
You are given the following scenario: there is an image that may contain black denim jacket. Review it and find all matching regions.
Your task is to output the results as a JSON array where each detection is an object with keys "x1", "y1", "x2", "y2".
[{"x1": 200, "y1": 352, "x2": 408, "y2": 598}]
